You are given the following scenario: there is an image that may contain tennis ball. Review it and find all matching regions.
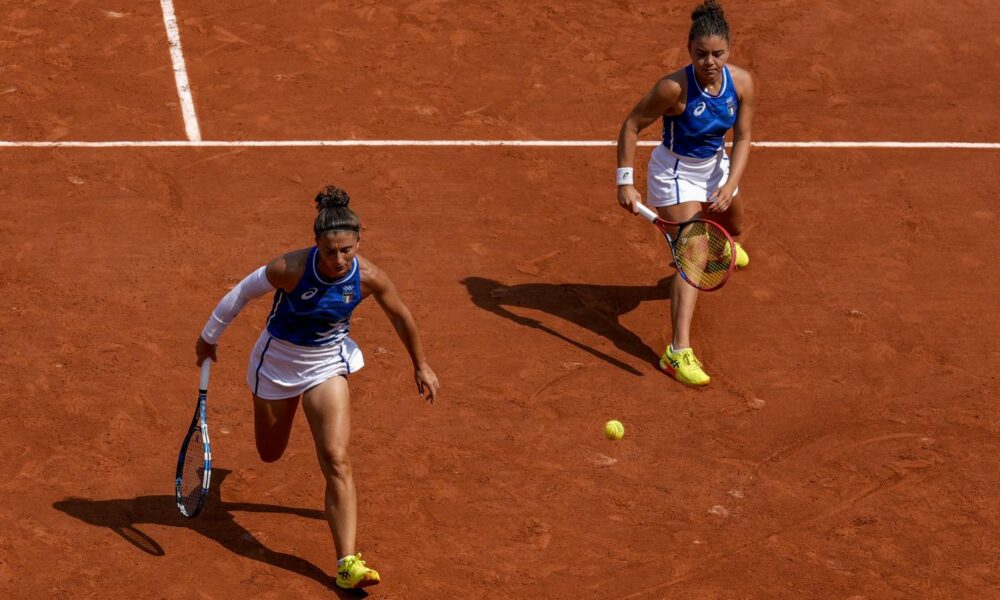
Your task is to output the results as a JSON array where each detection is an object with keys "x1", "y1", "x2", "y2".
[{"x1": 604, "y1": 420, "x2": 625, "y2": 441}]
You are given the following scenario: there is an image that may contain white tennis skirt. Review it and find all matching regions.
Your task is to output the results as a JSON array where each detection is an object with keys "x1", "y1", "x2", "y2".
[
  {"x1": 247, "y1": 330, "x2": 365, "y2": 400},
  {"x1": 646, "y1": 144, "x2": 735, "y2": 207}
]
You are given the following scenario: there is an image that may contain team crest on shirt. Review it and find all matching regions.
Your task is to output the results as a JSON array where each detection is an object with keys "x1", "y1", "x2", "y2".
[
  {"x1": 726, "y1": 97, "x2": 736, "y2": 116},
  {"x1": 341, "y1": 284, "x2": 356, "y2": 303}
]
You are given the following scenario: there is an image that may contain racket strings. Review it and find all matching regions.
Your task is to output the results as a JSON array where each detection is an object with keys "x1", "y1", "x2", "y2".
[
  {"x1": 674, "y1": 221, "x2": 734, "y2": 290},
  {"x1": 180, "y1": 429, "x2": 207, "y2": 511}
]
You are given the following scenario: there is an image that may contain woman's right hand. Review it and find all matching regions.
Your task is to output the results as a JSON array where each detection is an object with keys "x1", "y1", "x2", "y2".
[
  {"x1": 617, "y1": 184, "x2": 642, "y2": 215},
  {"x1": 195, "y1": 336, "x2": 218, "y2": 366}
]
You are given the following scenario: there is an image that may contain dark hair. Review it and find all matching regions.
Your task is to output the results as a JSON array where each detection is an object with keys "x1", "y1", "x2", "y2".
[
  {"x1": 688, "y1": 0, "x2": 729, "y2": 44},
  {"x1": 313, "y1": 185, "x2": 361, "y2": 237}
]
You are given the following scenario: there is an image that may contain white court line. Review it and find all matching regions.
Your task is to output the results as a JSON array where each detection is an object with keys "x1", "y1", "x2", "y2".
[
  {"x1": 159, "y1": 0, "x2": 201, "y2": 142},
  {"x1": 0, "y1": 140, "x2": 997, "y2": 149}
]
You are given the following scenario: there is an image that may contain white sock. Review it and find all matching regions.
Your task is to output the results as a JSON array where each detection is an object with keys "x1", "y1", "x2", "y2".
[{"x1": 337, "y1": 556, "x2": 351, "y2": 567}]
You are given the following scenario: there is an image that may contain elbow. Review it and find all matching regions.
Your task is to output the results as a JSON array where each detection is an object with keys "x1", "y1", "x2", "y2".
[{"x1": 620, "y1": 118, "x2": 640, "y2": 137}]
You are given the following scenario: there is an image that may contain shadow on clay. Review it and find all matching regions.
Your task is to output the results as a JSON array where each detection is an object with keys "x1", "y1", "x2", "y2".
[
  {"x1": 53, "y1": 469, "x2": 366, "y2": 598},
  {"x1": 462, "y1": 275, "x2": 674, "y2": 376}
]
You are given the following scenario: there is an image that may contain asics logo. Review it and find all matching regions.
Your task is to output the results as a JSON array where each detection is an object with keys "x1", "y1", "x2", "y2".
[
  {"x1": 693, "y1": 102, "x2": 707, "y2": 116},
  {"x1": 301, "y1": 287, "x2": 318, "y2": 300}
]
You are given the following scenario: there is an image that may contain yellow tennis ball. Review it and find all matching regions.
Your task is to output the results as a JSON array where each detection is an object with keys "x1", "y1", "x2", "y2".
[{"x1": 604, "y1": 420, "x2": 625, "y2": 441}]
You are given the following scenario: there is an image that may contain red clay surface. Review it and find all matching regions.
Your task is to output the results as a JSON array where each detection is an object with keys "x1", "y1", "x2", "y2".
[
  {"x1": 0, "y1": 2, "x2": 185, "y2": 140},
  {"x1": 1, "y1": 2, "x2": 999, "y2": 600},
  {"x1": 172, "y1": 0, "x2": 1000, "y2": 141}
]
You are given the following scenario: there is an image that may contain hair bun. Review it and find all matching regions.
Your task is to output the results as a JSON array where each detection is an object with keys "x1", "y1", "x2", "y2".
[
  {"x1": 692, "y1": 0, "x2": 724, "y2": 21},
  {"x1": 315, "y1": 185, "x2": 350, "y2": 211}
]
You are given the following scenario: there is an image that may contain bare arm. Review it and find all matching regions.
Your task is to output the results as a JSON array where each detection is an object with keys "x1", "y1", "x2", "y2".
[
  {"x1": 361, "y1": 258, "x2": 439, "y2": 403},
  {"x1": 708, "y1": 67, "x2": 754, "y2": 211},
  {"x1": 194, "y1": 249, "x2": 308, "y2": 365},
  {"x1": 616, "y1": 75, "x2": 683, "y2": 213},
  {"x1": 264, "y1": 249, "x2": 310, "y2": 293},
  {"x1": 727, "y1": 68, "x2": 754, "y2": 189}
]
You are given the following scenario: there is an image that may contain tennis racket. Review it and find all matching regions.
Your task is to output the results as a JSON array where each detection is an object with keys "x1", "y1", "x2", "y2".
[
  {"x1": 175, "y1": 359, "x2": 213, "y2": 518},
  {"x1": 635, "y1": 203, "x2": 736, "y2": 291}
]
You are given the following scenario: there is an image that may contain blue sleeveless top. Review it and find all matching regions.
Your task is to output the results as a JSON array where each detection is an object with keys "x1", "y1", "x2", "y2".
[
  {"x1": 662, "y1": 65, "x2": 739, "y2": 159},
  {"x1": 265, "y1": 248, "x2": 363, "y2": 347}
]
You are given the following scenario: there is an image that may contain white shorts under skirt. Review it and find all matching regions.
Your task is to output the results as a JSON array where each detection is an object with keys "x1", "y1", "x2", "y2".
[
  {"x1": 646, "y1": 144, "x2": 735, "y2": 207},
  {"x1": 247, "y1": 330, "x2": 365, "y2": 400}
]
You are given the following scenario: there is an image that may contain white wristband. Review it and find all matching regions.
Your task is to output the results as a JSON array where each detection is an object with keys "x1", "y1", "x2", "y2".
[{"x1": 616, "y1": 167, "x2": 634, "y2": 186}]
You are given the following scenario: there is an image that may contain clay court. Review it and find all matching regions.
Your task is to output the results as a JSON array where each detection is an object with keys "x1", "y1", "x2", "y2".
[{"x1": 1, "y1": 1, "x2": 998, "y2": 598}]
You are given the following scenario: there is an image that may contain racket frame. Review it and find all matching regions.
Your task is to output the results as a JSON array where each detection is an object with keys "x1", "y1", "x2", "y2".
[
  {"x1": 175, "y1": 359, "x2": 213, "y2": 518},
  {"x1": 635, "y1": 203, "x2": 736, "y2": 291}
]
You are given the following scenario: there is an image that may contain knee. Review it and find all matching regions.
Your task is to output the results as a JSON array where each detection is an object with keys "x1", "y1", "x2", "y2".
[
  {"x1": 256, "y1": 436, "x2": 289, "y2": 463},
  {"x1": 318, "y1": 446, "x2": 352, "y2": 478},
  {"x1": 257, "y1": 445, "x2": 285, "y2": 463},
  {"x1": 725, "y1": 207, "x2": 744, "y2": 236}
]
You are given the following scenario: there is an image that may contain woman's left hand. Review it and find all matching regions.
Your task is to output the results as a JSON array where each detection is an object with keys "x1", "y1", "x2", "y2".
[
  {"x1": 707, "y1": 183, "x2": 737, "y2": 212},
  {"x1": 414, "y1": 364, "x2": 440, "y2": 404}
]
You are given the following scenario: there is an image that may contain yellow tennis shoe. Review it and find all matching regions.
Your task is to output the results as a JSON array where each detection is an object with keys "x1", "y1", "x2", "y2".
[
  {"x1": 659, "y1": 345, "x2": 711, "y2": 386},
  {"x1": 336, "y1": 553, "x2": 381, "y2": 590},
  {"x1": 722, "y1": 241, "x2": 750, "y2": 269}
]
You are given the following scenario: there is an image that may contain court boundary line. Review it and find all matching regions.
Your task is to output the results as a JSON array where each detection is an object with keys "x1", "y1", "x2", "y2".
[
  {"x1": 159, "y1": 0, "x2": 201, "y2": 142},
  {"x1": 0, "y1": 140, "x2": 997, "y2": 149}
]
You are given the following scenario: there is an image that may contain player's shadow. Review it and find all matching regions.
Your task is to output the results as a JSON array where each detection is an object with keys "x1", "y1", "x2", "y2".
[
  {"x1": 462, "y1": 275, "x2": 673, "y2": 375},
  {"x1": 53, "y1": 469, "x2": 365, "y2": 598}
]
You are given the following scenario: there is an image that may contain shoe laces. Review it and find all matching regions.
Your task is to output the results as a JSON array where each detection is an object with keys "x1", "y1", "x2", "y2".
[
  {"x1": 340, "y1": 553, "x2": 366, "y2": 573},
  {"x1": 681, "y1": 350, "x2": 704, "y2": 369}
]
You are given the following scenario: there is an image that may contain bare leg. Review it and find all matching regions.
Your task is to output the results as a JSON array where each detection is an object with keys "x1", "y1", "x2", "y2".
[
  {"x1": 301, "y1": 376, "x2": 356, "y2": 559},
  {"x1": 253, "y1": 394, "x2": 300, "y2": 462},
  {"x1": 670, "y1": 270, "x2": 699, "y2": 349},
  {"x1": 708, "y1": 194, "x2": 745, "y2": 237},
  {"x1": 657, "y1": 202, "x2": 703, "y2": 349}
]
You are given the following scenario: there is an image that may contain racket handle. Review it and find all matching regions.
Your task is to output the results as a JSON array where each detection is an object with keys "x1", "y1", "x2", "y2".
[
  {"x1": 199, "y1": 359, "x2": 213, "y2": 391},
  {"x1": 634, "y1": 203, "x2": 658, "y2": 222}
]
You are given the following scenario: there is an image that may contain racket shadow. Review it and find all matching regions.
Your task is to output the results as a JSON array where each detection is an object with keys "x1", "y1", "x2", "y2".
[
  {"x1": 462, "y1": 275, "x2": 674, "y2": 375},
  {"x1": 52, "y1": 468, "x2": 364, "y2": 597}
]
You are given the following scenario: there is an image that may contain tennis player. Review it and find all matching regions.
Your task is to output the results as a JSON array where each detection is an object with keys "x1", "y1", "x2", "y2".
[
  {"x1": 616, "y1": 0, "x2": 755, "y2": 386},
  {"x1": 195, "y1": 185, "x2": 440, "y2": 590}
]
